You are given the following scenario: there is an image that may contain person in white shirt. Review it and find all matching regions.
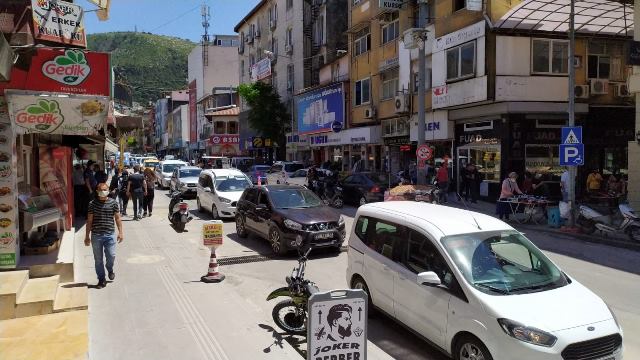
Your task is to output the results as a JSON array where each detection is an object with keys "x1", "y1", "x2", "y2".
[{"x1": 560, "y1": 168, "x2": 570, "y2": 202}]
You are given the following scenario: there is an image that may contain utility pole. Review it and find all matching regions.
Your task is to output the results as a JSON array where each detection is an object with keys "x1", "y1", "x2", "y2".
[
  {"x1": 567, "y1": 0, "x2": 576, "y2": 226},
  {"x1": 416, "y1": 0, "x2": 428, "y2": 185}
]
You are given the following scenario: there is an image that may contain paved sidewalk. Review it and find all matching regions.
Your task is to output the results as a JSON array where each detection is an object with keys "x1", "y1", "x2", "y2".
[{"x1": 74, "y1": 210, "x2": 302, "y2": 359}]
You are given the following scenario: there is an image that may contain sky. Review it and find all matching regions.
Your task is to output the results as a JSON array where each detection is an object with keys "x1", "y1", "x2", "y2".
[{"x1": 80, "y1": 0, "x2": 260, "y2": 42}]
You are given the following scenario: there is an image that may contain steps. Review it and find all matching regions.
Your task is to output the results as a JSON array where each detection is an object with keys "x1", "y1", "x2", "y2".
[{"x1": 0, "y1": 271, "x2": 88, "y2": 319}]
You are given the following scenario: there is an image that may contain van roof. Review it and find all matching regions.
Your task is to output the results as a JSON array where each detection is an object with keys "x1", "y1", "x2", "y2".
[
  {"x1": 359, "y1": 201, "x2": 513, "y2": 238},
  {"x1": 203, "y1": 168, "x2": 246, "y2": 177}
]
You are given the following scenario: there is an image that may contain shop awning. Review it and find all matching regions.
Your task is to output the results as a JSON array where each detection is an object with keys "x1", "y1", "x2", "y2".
[
  {"x1": 104, "y1": 138, "x2": 118, "y2": 153},
  {"x1": 494, "y1": 0, "x2": 634, "y2": 36}
]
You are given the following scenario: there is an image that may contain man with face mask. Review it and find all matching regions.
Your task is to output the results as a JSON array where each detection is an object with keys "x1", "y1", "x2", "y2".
[{"x1": 85, "y1": 183, "x2": 123, "y2": 289}]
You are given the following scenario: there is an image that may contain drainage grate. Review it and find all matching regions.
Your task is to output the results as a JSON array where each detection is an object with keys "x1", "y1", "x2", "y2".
[{"x1": 217, "y1": 254, "x2": 275, "y2": 266}]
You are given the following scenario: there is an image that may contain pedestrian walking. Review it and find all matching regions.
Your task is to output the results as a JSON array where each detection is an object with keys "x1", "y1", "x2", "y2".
[
  {"x1": 73, "y1": 164, "x2": 87, "y2": 217},
  {"x1": 496, "y1": 172, "x2": 523, "y2": 220},
  {"x1": 84, "y1": 183, "x2": 123, "y2": 289},
  {"x1": 142, "y1": 168, "x2": 156, "y2": 217},
  {"x1": 436, "y1": 161, "x2": 450, "y2": 203},
  {"x1": 127, "y1": 165, "x2": 147, "y2": 220},
  {"x1": 118, "y1": 171, "x2": 130, "y2": 216},
  {"x1": 463, "y1": 163, "x2": 479, "y2": 203}
]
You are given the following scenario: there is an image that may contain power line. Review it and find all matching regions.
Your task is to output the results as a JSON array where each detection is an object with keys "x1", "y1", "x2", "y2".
[{"x1": 148, "y1": 5, "x2": 200, "y2": 33}]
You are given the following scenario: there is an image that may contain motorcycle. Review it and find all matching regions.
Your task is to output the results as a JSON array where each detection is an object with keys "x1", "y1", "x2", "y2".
[
  {"x1": 267, "y1": 248, "x2": 318, "y2": 335},
  {"x1": 320, "y1": 181, "x2": 344, "y2": 209},
  {"x1": 577, "y1": 203, "x2": 640, "y2": 242},
  {"x1": 168, "y1": 190, "x2": 192, "y2": 232}
]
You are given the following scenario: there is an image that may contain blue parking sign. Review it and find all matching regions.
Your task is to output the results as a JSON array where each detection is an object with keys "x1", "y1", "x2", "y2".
[{"x1": 560, "y1": 144, "x2": 584, "y2": 166}]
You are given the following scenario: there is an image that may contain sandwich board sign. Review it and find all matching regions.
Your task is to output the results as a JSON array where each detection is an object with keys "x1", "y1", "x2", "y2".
[{"x1": 308, "y1": 289, "x2": 367, "y2": 360}]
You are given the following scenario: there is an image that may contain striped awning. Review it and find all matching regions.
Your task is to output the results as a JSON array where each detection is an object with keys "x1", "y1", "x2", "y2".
[{"x1": 205, "y1": 107, "x2": 240, "y2": 117}]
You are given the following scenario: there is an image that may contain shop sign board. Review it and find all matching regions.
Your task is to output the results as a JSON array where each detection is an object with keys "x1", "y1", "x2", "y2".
[
  {"x1": 434, "y1": 21, "x2": 485, "y2": 52},
  {"x1": 6, "y1": 91, "x2": 108, "y2": 135},
  {"x1": 296, "y1": 83, "x2": 345, "y2": 135},
  {"x1": 310, "y1": 132, "x2": 341, "y2": 146},
  {"x1": 0, "y1": 48, "x2": 110, "y2": 96},
  {"x1": 342, "y1": 126, "x2": 380, "y2": 145},
  {"x1": 307, "y1": 289, "x2": 367, "y2": 360},
  {"x1": 0, "y1": 96, "x2": 19, "y2": 269},
  {"x1": 379, "y1": 0, "x2": 403, "y2": 10},
  {"x1": 202, "y1": 221, "x2": 223, "y2": 247},
  {"x1": 383, "y1": 136, "x2": 410, "y2": 146},
  {"x1": 250, "y1": 57, "x2": 272, "y2": 82},
  {"x1": 31, "y1": 0, "x2": 87, "y2": 47},
  {"x1": 210, "y1": 135, "x2": 240, "y2": 145},
  {"x1": 432, "y1": 76, "x2": 487, "y2": 109}
]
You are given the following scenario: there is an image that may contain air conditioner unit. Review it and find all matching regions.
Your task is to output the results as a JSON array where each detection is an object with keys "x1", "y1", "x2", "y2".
[
  {"x1": 364, "y1": 107, "x2": 376, "y2": 119},
  {"x1": 590, "y1": 79, "x2": 609, "y2": 95},
  {"x1": 574, "y1": 85, "x2": 589, "y2": 99},
  {"x1": 394, "y1": 95, "x2": 409, "y2": 113},
  {"x1": 285, "y1": 44, "x2": 293, "y2": 54},
  {"x1": 270, "y1": 20, "x2": 277, "y2": 30},
  {"x1": 614, "y1": 83, "x2": 632, "y2": 97}
]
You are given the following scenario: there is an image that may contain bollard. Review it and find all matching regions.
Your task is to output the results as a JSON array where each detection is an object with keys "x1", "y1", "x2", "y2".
[
  {"x1": 201, "y1": 220, "x2": 225, "y2": 283},
  {"x1": 201, "y1": 247, "x2": 225, "y2": 283}
]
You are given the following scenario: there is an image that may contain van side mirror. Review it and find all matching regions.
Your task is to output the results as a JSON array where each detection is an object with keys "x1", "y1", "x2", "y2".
[{"x1": 417, "y1": 271, "x2": 441, "y2": 287}]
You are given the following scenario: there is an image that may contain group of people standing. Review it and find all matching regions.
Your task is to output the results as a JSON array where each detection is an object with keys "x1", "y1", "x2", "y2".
[{"x1": 109, "y1": 165, "x2": 156, "y2": 220}]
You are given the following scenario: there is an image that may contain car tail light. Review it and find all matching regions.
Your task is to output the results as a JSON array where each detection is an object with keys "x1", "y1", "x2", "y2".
[
  {"x1": 371, "y1": 185, "x2": 381, "y2": 193},
  {"x1": 179, "y1": 203, "x2": 188, "y2": 210}
]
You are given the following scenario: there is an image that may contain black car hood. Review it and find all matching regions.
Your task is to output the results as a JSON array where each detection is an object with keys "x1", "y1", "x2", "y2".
[{"x1": 276, "y1": 206, "x2": 339, "y2": 224}]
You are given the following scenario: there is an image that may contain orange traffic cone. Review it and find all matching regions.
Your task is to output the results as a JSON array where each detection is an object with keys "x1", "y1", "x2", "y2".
[{"x1": 201, "y1": 248, "x2": 225, "y2": 283}]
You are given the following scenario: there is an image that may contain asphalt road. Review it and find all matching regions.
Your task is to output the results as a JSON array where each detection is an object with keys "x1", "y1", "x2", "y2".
[{"x1": 80, "y1": 187, "x2": 640, "y2": 359}]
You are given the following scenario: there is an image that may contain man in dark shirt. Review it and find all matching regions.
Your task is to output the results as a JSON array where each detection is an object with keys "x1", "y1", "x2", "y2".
[
  {"x1": 85, "y1": 183, "x2": 123, "y2": 289},
  {"x1": 127, "y1": 165, "x2": 147, "y2": 220}
]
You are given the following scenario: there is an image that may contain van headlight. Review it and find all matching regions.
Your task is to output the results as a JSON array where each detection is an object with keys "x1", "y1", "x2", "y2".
[
  {"x1": 218, "y1": 197, "x2": 232, "y2": 204},
  {"x1": 284, "y1": 219, "x2": 303, "y2": 230},
  {"x1": 498, "y1": 318, "x2": 557, "y2": 347}
]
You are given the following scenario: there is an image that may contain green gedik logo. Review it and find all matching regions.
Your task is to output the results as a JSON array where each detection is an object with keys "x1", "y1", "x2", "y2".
[
  {"x1": 42, "y1": 50, "x2": 91, "y2": 86},
  {"x1": 15, "y1": 100, "x2": 64, "y2": 133}
]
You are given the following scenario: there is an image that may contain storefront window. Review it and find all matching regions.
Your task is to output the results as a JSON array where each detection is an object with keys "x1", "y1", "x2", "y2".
[
  {"x1": 604, "y1": 147, "x2": 627, "y2": 175},
  {"x1": 458, "y1": 145, "x2": 501, "y2": 184},
  {"x1": 525, "y1": 144, "x2": 561, "y2": 177}
]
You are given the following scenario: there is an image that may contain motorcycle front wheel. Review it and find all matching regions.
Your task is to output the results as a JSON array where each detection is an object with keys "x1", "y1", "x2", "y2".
[{"x1": 272, "y1": 299, "x2": 306, "y2": 335}]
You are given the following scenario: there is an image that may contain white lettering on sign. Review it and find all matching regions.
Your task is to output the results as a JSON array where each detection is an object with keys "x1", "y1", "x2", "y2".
[
  {"x1": 379, "y1": 0, "x2": 403, "y2": 9},
  {"x1": 434, "y1": 21, "x2": 485, "y2": 52}
]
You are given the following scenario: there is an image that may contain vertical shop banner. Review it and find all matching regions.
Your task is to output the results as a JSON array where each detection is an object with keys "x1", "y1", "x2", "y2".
[
  {"x1": 0, "y1": 96, "x2": 19, "y2": 269},
  {"x1": 189, "y1": 80, "x2": 197, "y2": 143},
  {"x1": 31, "y1": 0, "x2": 87, "y2": 47},
  {"x1": 39, "y1": 145, "x2": 72, "y2": 231},
  {"x1": 296, "y1": 83, "x2": 345, "y2": 135}
]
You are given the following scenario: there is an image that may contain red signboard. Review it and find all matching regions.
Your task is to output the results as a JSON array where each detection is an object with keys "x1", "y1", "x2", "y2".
[
  {"x1": 0, "y1": 48, "x2": 110, "y2": 96},
  {"x1": 189, "y1": 80, "x2": 197, "y2": 143},
  {"x1": 210, "y1": 135, "x2": 240, "y2": 145}
]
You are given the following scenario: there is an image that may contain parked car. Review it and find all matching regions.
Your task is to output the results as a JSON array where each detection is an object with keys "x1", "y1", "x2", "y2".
[
  {"x1": 340, "y1": 172, "x2": 389, "y2": 206},
  {"x1": 287, "y1": 168, "x2": 333, "y2": 187},
  {"x1": 231, "y1": 157, "x2": 255, "y2": 172},
  {"x1": 235, "y1": 185, "x2": 345, "y2": 255},
  {"x1": 196, "y1": 169, "x2": 253, "y2": 220},
  {"x1": 266, "y1": 161, "x2": 304, "y2": 185},
  {"x1": 245, "y1": 165, "x2": 271, "y2": 185},
  {"x1": 142, "y1": 158, "x2": 159, "y2": 172},
  {"x1": 170, "y1": 166, "x2": 202, "y2": 196},
  {"x1": 156, "y1": 160, "x2": 187, "y2": 189},
  {"x1": 347, "y1": 201, "x2": 623, "y2": 360}
]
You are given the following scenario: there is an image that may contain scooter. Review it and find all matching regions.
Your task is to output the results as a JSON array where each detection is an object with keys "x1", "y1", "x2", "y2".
[
  {"x1": 168, "y1": 190, "x2": 192, "y2": 232},
  {"x1": 320, "y1": 181, "x2": 344, "y2": 209},
  {"x1": 577, "y1": 203, "x2": 640, "y2": 242},
  {"x1": 267, "y1": 248, "x2": 318, "y2": 335}
]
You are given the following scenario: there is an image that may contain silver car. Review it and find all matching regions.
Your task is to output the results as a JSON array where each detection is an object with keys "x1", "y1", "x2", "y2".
[
  {"x1": 170, "y1": 166, "x2": 202, "y2": 196},
  {"x1": 156, "y1": 160, "x2": 187, "y2": 189}
]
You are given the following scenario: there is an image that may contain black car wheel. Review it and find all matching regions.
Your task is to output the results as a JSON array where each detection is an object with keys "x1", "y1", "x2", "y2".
[
  {"x1": 454, "y1": 335, "x2": 493, "y2": 360},
  {"x1": 197, "y1": 197, "x2": 203, "y2": 212},
  {"x1": 236, "y1": 215, "x2": 248, "y2": 238},
  {"x1": 269, "y1": 226, "x2": 287, "y2": 256}
]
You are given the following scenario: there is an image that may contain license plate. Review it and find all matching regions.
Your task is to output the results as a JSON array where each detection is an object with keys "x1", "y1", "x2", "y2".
[{"x1": 315, "y1": 232, "x2": 334, "y2": 240}]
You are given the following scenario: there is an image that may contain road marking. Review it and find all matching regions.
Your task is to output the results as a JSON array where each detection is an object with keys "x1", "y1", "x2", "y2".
[{"x1": 157, "y1": 266, "x2": 229, "y2": 360}]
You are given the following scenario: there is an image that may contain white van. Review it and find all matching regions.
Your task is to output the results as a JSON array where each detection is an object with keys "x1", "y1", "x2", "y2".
[
  {"x1": 196, "y1": 169, "x2": 253, "y2": 219},
  {"x1": 347, "y1": 202, "x2": 622, "y2": 360}
]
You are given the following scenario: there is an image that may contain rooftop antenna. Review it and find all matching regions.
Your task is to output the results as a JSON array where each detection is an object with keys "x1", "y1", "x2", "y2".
[
  {"x1": 201, "y1": 2, "x2": 211, "y2": 66},
  {"x1": 456, "y1": 190, "x2": 482, "y2": 230}
]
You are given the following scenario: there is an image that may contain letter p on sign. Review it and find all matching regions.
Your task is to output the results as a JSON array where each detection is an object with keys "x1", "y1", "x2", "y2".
[{"x1": 560, "y1": 144, "x2": 584, "y2": 166}]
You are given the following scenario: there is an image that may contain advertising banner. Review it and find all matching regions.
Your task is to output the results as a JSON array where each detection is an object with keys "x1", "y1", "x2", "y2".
[
  {"x1": 189, "y1": 80, "x2": 197, "y2": 143},
  {"x1": 296, "y1": 83, "x2": 345, "y2": 135},
  {"x1": 6, "y1": 91, "x2": 108, "y2": 135},
  {"x1": 0, "y1": 96, "x2": 19, "y2": 269},
  {"x1": 32, "y1": 0, "x2": 87, "y2": 47},
  {"x1": 202, "y1": 221, "x2": 223, "y2": 247},
  {"x1": 250, "y1": 58, "x2": 272, "y2": 82},
  {"x1": 0, "y1": 48, "x2": 110, "y2": 96}
]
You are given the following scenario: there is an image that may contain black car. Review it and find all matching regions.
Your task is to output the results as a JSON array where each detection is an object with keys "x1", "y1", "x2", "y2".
[
  {"x1": 340, "y1": 172, "x2": 390, "y2": 206},
  {"x1": 235, "y1": 185, "x2": 345, "y2": 255}
]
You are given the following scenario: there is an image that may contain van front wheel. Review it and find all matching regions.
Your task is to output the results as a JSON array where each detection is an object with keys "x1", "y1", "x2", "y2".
[{"x1": 454, "y1": 335, "x2": 493, "y2": 360}]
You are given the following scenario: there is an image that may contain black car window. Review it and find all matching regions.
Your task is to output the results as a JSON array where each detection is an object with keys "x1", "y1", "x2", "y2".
[
  {"x1": 258, "y1": 190, "x2": 270, "y2": 207},
  {"x1": 243, "y1": 188, "x2": 258, "y2": 204}
]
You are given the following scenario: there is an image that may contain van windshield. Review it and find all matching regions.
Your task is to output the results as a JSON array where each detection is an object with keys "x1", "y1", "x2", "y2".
[
  {"x1": 162, "y1": 164, "x2": 183, "y2": 173},
  {"x1": 215, "y1": 176, "x2": 252, "y2": 192},
  {"x1": 442, "y1": 231, "x2": 568, "y2": 295}
]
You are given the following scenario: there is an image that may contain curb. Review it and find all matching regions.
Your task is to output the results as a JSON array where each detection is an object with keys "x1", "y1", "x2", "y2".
[{"x1": 515, "y1": 223, "x2": 640, "y2": 252}]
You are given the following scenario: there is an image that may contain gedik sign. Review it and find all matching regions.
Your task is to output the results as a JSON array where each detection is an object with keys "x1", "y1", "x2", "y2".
[{"x1": 0, "y1": 48, "x2": 110, "y2": 96}]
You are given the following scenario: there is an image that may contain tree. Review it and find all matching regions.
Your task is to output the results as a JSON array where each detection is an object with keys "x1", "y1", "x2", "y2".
[{"x1": 238, "y1": 82, "x2": 291, "y2": 160}]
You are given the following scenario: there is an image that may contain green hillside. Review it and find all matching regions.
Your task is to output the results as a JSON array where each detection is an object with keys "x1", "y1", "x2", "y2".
[{"x1": 87, "y1": 32, "x2": 196, "y2": 105}]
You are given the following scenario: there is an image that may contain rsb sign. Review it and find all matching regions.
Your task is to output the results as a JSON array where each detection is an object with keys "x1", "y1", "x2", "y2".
[
  {"x1": 14, "y1": 100, "x2": 64, "y2": 133},
  {"x1": 42, "y1": 50, "x2": 91, "y2": 86}
]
